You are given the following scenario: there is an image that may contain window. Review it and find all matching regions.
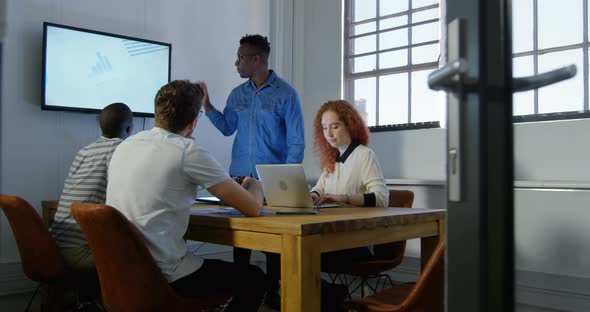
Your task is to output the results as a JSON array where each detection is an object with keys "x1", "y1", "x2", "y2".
[
  {"x1": 512, "y1": 0, "x2": 590, "y2": 122},
  {"x1": 343, "y1": 0, "x2": 590, "y2": 130},
  {"x1": 343, "y1": 0, "x2": 442, "y2": 131}
]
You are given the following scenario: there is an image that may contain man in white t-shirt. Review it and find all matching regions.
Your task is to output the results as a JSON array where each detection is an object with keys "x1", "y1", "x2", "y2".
[{"x1": 106, "y1": 80, "x2": 266, "y2": 312}]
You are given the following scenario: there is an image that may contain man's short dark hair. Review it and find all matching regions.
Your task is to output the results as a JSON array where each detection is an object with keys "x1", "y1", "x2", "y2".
[
  {"x1": 99, "y1": 102, "x2": 133, "y2": 138},
  {"x1": 154, "y1": 80, "x2": 203, "y2": 133},
  {"x1": 240, "y1": 34, "x2": 271, "y2": 56}
]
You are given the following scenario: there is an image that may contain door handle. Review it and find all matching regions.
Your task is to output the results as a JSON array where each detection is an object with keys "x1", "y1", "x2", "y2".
[
  {"x1": 428, "y1": 59, "x2": 576, "y2": 202},
  {"x1": 427, "y1": 58, "x2": 477, "y2": 94},
  {"x1": 428, "y1": 61, "x2": 577, "y2": 93},
  {"x1": 428, "y1": 18, "x2": 577, "y2": 203},
  {"x1": 427, "y1": 59, "x2": 469, "y2": 92},
  {"x1": 512, "y1": 65, "x2": 577, "y2": 92}
]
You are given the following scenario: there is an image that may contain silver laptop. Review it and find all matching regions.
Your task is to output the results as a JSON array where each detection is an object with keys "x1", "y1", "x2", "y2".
[{"x1": 256, "y1": 164, "x2": 317, "y2": 213}]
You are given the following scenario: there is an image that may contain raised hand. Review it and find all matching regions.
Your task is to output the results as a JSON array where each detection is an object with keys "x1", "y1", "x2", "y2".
[{"x1": 198, "y1": 81, "x2": 213, "y2": 112}]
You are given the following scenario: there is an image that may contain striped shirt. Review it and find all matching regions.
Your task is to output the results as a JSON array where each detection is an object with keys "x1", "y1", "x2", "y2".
[{"x1": 50, "y1": 137, "x2": 123, "y2": 247}]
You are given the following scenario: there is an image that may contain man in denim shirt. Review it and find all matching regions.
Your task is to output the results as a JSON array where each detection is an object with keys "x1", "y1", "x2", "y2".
[
  {"x1": 200, "y1": 34, "x2": 304, "y2": 310},
  {"x1": 200, "y1": 34, "x2": 304, "y2": 178}
]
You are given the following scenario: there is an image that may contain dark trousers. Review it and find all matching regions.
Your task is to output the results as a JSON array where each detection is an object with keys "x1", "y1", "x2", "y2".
[
  {"x1": 234, "y1": 247, "x2": 281, "y2": 292},
  {"x1": 169, "y1": 259, "x2": 266, "y2": 312}
]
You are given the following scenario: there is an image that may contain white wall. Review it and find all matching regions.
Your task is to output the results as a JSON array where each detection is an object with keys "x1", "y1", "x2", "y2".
[
  {"x1": 287, "y1": 0, "x2": 590, "y2": 283},
  {"x1": 0, "y1": 0, "x2": 270, "y2": 266}
]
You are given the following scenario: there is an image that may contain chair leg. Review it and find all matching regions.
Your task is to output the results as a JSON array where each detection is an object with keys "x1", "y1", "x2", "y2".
[
  {"x1": 361, "y1": 273, "x2": 397, "y2": 297},
  {"x1": 25, "y1": 284, "x2": 40, "y2": 312},
  {"x1": 360, "y1": 276, "x2": 366, "y2": 298},
  {"x1": 329, "y1": 273, "x2": 365, "y2": 299},
  {"x1": 384, "y1": 274, "x2": 394, "y2": 289},
  {"x1": 371, "y1": 274, "x2": 386, "y2": 295},
  {"x1": 328, "y1": 273, "x2": 340, "y2": 284},
  {"x1": 347, "y1": 275, "x2": 357, "y2": 300}
]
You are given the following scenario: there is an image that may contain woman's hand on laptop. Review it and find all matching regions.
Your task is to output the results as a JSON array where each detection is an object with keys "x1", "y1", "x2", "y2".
[
  {"x1": 311, "y1": 191, "x2": 319, "y2": 202},
  {"x1": 313, "y1": 193, "x2": 346, "y2": 206}
]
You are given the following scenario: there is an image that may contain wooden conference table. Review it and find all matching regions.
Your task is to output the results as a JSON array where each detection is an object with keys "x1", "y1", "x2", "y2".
[
  {"x1": 187, "y1": 205, "x2": 446, "y2": 312},
  {"x1": 42, "y1": 200, "x2": 445, "y2": 311}
]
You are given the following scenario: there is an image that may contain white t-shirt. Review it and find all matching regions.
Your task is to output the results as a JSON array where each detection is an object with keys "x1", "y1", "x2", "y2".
[
  {"x1": 106, "y1": 127, "x2": 229, "y2": 282},
  {"x1": 311, "y1": 144, "x2": 389, "y2": 207}
]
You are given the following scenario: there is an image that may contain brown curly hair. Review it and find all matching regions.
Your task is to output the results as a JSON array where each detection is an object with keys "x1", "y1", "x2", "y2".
[
  {"x1": 313, "y1": 100, "x2": 369, "y2": 173},
  {"x1": 154, "y1": 80, "x2": 203, "y2": 133}
]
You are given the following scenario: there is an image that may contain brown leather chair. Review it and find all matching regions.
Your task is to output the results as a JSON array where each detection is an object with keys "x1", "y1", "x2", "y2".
[
  {"x1": 348, "y1": 238, "x2": 445, "y2": 312},
  {"x1": 323, "y1": 190, "x2": 414, "y2": 297},
  {"x1": 70, "y1": 203, "x2": 230, "y2": 312},
  {"x1": 0, "y1": 194, "x2": 95, "y2": 311}
]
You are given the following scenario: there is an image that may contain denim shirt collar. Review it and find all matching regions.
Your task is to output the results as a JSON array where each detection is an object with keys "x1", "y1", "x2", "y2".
[{"x1": 247, "y1": 70, "x2": 279, "y2": 90}]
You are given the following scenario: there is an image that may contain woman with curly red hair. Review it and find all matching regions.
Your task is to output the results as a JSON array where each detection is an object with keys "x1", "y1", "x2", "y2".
[
  {"x1": 310, "y1": 100, "x2": 389, "y2": 207},
  {"x1": 309, "y1": 100, "x2": 389, "y2": 303}
]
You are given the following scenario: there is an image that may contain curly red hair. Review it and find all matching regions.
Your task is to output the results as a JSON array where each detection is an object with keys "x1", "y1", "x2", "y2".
[{"x1": 313, "y1": 100, "x2": 369, "y2": 173}]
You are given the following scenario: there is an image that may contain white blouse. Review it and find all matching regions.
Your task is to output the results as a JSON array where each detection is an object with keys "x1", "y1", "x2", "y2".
[{"x1": 311, "y1": 144, "x2": 389, "y2": 207}]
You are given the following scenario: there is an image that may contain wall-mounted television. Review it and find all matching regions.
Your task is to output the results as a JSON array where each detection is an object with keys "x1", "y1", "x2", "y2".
[{"x1": 42, "y1": 22, "x2": 171, "y2": 117}]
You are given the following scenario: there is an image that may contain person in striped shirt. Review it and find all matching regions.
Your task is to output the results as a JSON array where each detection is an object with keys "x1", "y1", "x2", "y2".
[{"x1": 50, "y1": 102, "x2": 133, "y2": 274}]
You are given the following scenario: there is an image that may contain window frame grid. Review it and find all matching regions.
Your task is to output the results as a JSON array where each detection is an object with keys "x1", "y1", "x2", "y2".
[
  {"x1": 344, "y1": 0, "x2": 590, "y2": 131},
  {"x1": 344, "y1": 0, "x2": 441, "y2": 131},
  {"x1": 513, "y1": 0, "x2": 590, "y2": 122}
]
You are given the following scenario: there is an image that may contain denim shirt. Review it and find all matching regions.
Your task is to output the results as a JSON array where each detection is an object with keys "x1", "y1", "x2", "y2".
[{"x1": 206, "y1": 70, "x2": 305, "y2": 177}]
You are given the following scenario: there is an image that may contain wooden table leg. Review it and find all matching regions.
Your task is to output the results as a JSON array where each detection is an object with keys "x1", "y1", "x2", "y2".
[
  {"x1": 421, "y1": 219, "x2": 446, "y2": 269},
  {"x1": 281, "y1": 234, "x2": 321, "y2": 312}
]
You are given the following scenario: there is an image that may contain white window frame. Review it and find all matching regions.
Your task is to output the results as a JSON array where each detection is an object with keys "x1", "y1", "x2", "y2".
[
  {"x1": 512, "y1": 0, "x2": 590, "y2": 123},
  {"x1": 343, "y1": 0, "x2": 590, "y2": 131},
  {"x1": 343, "y1": 0, "x2": 442, "y2": 132}
]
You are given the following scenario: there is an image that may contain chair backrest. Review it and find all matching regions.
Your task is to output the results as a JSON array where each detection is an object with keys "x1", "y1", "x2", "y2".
[
  {"x1": 0, "y1": 194, "x2": 66, "y2": 282},
  {"x1": 373, "y1": 190, "x2": 415, "y2": 260},
  {"x1": 401, "y1": 238, "x2": 445, "y2": 312},
  {"x1": 71, "y1": 203, "x2": 192, "y2": 312},
  {"x1": 388, "y1": 190, "x2": 414, "y2": 209}
]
